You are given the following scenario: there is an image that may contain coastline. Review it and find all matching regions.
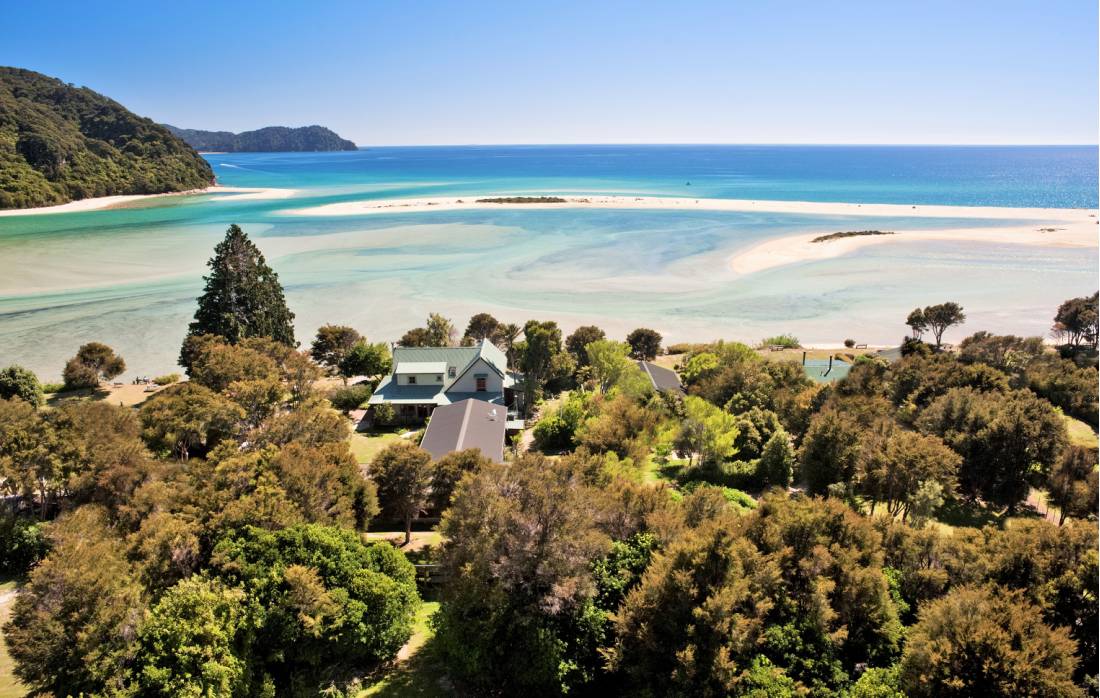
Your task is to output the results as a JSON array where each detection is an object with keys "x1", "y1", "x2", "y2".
[
  {"x1": 0, "y1": 185, "x2": 296, "y2": 217},
  {"x1": 280, "y1": 194, "x2": 1098, "y2": 274}
]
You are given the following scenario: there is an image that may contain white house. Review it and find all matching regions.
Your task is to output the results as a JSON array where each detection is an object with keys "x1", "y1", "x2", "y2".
[{"x1": 367, "y1": 339, "x2": 521, "y2": 423}]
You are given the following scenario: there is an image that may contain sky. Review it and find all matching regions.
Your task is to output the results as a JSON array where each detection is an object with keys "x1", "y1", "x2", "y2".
[{"x1": 2, "y1": 1, "x2": 1097, "y2": 146}]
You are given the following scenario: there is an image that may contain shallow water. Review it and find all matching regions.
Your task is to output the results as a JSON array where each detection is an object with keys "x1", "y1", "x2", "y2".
[{"x1": 0, "y1": 146, "x2": 1096, "y2": 379}]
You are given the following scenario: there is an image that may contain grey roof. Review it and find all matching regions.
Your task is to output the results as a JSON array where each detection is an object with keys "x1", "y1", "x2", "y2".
[
  {"x1": 367, "y1": 376, "x2": 504, "y2": 406},
  {"x1": 420, "y1": 399, "x2": 506, "y2": 462},
  {"x1": 636, "y1": 360, "x2": 684, "y2": 394},
  {"x1": 369, "y1": 339, "x2": 514, "y2": 405}
]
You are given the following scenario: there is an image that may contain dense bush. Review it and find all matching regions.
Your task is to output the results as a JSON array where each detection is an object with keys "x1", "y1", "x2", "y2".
[
  {"x1": 328, "y1": 383, "x2": 373, "y2": 411},
  {"x1": 0, "y1": 366, "x2": 43, "y2": 407},
  {"x1": 0, "y1": 67, "x2": 213, "y2": 209},
  {"x1": 0, "y1": 515, "x2": 48, "y2": 575}
]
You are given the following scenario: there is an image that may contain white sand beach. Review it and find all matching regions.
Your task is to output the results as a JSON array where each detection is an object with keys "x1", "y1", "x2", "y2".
[
  {"x1": 0, "y1": 185, "x2": 296, "y2": 217},
  {"x1": 730, "y1": 220, "x2": 1098, "y2": 274},
  {"x1": 281, "y1": 194, "x2": 1099, "y2": 274}
]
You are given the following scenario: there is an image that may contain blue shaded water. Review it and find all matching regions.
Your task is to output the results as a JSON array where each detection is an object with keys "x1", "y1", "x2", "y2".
[{"x1": 0, "y1": 145, "x2": 1096, "y2": 378}]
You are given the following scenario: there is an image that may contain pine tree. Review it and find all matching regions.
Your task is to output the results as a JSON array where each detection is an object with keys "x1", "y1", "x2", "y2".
[{"x1": 182, "y1": 225, "x2": 295, "y2": 365}]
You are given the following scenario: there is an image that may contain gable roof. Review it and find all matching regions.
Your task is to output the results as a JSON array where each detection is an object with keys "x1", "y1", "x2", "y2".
[
  {"x1": 636, "y1": 360, "x2": 684, "y2": 394},
  {"x1": 390, "y1": 339, "x2": 508, "y2": 389},
  {"x1": 420, "y1": 399, "x2": 506, "y2": 462}
]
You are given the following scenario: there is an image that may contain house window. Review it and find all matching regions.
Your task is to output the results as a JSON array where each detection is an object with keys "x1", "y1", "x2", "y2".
[
  {"x1": 407, "y1": 375, "x2": 417, "y2": 385},
  {"x1": 448, "y1": 366, "x2": 456, "y2": 378},
  {"x1": 436, "y1": 374, "x2": 444, "y2": 382},
  {"x1": 475, "y1": 374, "x2": 487, "y2": 392}
]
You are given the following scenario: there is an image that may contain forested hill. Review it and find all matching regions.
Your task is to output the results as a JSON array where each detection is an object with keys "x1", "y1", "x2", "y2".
[
  {"x1": 163, "y1": 124, "x2": 358, "y2": 152},
  {"x1": 0, "y1": 67, "x2": 214, "y2": 210}
]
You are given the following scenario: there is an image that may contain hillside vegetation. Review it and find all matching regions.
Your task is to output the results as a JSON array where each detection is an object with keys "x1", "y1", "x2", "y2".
[
  {"x1": 0, "y1": 67, "x2": 213, "y2": 209},
  {"x1": 164, "y1": 124, "x2": 358, "y2": 152}
]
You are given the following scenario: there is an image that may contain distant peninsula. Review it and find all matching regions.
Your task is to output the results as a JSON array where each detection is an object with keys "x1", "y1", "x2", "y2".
[
  {"x1": 163, "y1": 124, "x2": 358, "y2": 153},
  {"x1": 0, "y1": 67, "x2": 214, "y2": 210}
]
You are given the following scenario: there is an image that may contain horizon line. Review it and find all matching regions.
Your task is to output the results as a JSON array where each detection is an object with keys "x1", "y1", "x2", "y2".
[{"x1": 342, "y1": 142, "x2": 1099, "y2": 148}]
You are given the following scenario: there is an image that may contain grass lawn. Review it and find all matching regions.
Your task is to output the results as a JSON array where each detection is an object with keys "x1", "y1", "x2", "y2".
[
  {"x1": 358, "y1": 601, "x2": 450, "y2": 697},
  {"x1": 1062, "y1": 415, "x2": 1098, "y2": 448},
  {"x1": 349, "y1": 430, "x2": 404, "y2": 465},
  {"x1": 0, "y1": 579, "x2": 24, "y2": 698},
  {"x1": 640, "y1": 456, "x2": 685, "y2": 486}
]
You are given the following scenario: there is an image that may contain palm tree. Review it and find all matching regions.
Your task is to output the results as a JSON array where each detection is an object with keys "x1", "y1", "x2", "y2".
[{"x1": 498, "y1": 323, "x2": 521, "y2": 368}]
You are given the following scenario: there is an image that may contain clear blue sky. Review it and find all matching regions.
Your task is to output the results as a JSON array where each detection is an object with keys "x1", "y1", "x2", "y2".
[{"x1": 3, "y1": 0, "x2": 1096, "y2": 145}]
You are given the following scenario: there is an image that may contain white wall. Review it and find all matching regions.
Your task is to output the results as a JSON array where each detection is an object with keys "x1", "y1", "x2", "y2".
[
  {"x1": 448, "y1": 358, "x2": 503, "y2": 393},
  {"x1": 398, "y1": 372, "x2": 445, "y2": 386}
]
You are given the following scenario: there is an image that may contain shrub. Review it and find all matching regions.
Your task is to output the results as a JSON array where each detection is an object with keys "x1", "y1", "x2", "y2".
[
  {"x1": 153, "y1": 373, "x2": 180, "y2": 386},
  {"x1": 41, "y1": 382, "x2": 64, "y2": 393},
  {"x1": 329, "y1": 384, "x2": 373, "y2": 411},
  {"x1": 372, "y1": 402, "x2": 396, "y2": 425},
  {"x1": 0, "y1": 515, "x2": 48, "y2": 575},
  {"x1": 844, "y1": 338, "x2": 857, "y2": 348},
  {"x1": 759, "y1": 334, "x2": 801, "y2": 349},
  {"x1": 0, "y1": 365, "x2": 43, "y2": 407}
]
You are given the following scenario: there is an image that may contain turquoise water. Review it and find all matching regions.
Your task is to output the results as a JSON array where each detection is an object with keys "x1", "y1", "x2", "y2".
[{"x1": 0, "y1": 146, "x2": 1096, "y2": 379}]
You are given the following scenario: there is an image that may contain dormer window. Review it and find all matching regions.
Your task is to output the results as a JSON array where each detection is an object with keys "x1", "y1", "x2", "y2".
[
  {"x1": 436, "y1": 374, "x2": 444, "y2": 382},
  {"x1": 407, "y1": 375, "x2": 417, "y2": 385}
]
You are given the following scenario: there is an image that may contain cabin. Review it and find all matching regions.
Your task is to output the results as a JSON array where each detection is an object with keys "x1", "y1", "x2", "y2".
[
  {"x1": 367, "y1": 339, "x2": 521, "y2": 424},
  {"x1": 419, "y1": 398, "x2": 506, "y2": 463},
  {"x1": 635, "y1": 360, "x2": 685, "y2": 394}
]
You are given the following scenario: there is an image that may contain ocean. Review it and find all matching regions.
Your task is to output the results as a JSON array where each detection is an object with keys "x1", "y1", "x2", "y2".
[{"x1": 0, "y1": 145, "x2": 1096, "y2": 379}]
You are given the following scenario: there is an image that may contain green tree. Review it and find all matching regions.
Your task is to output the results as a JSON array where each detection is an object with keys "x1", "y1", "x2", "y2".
[
  {"x1": 519, "y1": 319, "x2": 565, "y2": 411},
  {"x1": 434, "y1": 454, "x2": 609, "y2": 694},
  {"x1": 338, "y1": 340, "x2": 392, "y2": 381},
  {"x1": 626, "y1": 327, "x2": 662, "y2": 360},
  {"x1": 798, "y1": 407, "x2": 865, "y2": 494},
  {"x1": 134, "y1": 576, "x2": 253, "y2": 697},
  {"x1": 1051, "y1": 292, "x2": 1099, "y2": 348},
  {"x1": 675, "y1": 395, "x2": 739, "y2": 471},
  {"x1": 209, "y1": 524, "x2": 418, "y2": 691},
  {"x1": 858, "y1": 430, "x2": 960, "y2": 519},
  {"x1": 4, "y1": 507, "x2": 145, "y2": 697},
  {"x1": 1047, "y1": 445, "x2": 1098, "y2": 525},
  {"x1": 585, "y1": 339, "x2": 631, "y2": 392},
  {"x1": 498, "y1": 322, "x2": 522, "y2": 368},
  {"x1": 63, "y1": 342, "x2": 126, "y2": 389},
  {"x1": 566, "y1": 325, "x2": 606, "y2": 367},
  {"x1": 398, "y1": 326, "x2": 431, "y2": 347},
  {"x1": 310, "y1": 324, "x2": 361, "y2": 380},
  {"x1": 429, "y1": 448, "x2": 492, "y2": 513},
  {"x1": 0, "y1": 365, "x2": 43, "y2": 407},
  {"x1": 370, "y1": 442, "x2": 433, "y2": 545},
  {"x1": 426, "y1": 312, "x2": 457, "y2": 346},
  {"x1": 182, "y1": 224, "x2": 296, "y2": 363},
  {"x1": 0, "y1": 398, "x2": 60, "y2": 515},
  {"x1": 917, "y1": 387, "x2": 1067, "y2": 511},
  {"x1": 921, "y1": 302, "x2": 966, "y2": 348},
  {"x1": 905, "y1": 308, "x2": 928, "y2": 341},
  {"x1": 733, "y1": 406, "x2": 784, "y2": 461},
  {"x1": 899, "y1": 585, "x2": 1081, "y2": 697},
  {"x1": 463, "y1": 312, "x2": 502, "y2": 343},
  {"x1": 757, "y1": 428, "x2": 794, "y2": 488},
  {"x1": 139, "y1": 382, "x2": 244, "y2": 460}
]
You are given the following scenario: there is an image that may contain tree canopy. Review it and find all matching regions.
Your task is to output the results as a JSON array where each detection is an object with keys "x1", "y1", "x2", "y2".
[{"x1": 182, "y1": 224, "x2": 296, "y2": 361}]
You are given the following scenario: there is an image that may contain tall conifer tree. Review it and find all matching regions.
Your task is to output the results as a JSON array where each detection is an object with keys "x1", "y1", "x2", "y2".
[{"x1": 182, "y1": 224, "x2": 295, "y2": 365}]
